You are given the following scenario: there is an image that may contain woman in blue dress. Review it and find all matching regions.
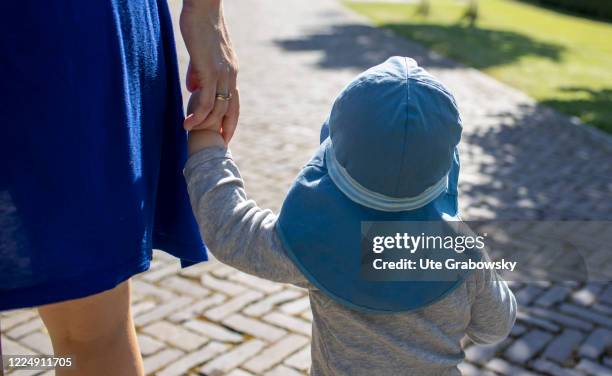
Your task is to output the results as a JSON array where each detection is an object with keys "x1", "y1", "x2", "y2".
[{"x1": 0, "y1": 0, "x2": 238, "y2": 374}]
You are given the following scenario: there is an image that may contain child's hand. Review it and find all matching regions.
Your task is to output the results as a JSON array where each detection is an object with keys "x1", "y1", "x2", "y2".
[
  {"x1": 185, "y1": 91, "x2": 222, "y2": 134},
  {"x1": 188, "y1": 129, "x2": 225, "y2": 157}
]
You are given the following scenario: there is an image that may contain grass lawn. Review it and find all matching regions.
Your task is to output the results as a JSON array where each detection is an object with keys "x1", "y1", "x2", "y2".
[{"x1": 344, "y1": 0, "x2": 612, "y2": 133}]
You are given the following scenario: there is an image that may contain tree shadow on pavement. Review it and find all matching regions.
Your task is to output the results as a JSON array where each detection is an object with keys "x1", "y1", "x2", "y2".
[
  {"x1": 460, "y1": 103, "x2": 612, "y2": 221},
  {"x1": 275, "y1": 24, "x2": 457, "y2": 71},
  {"x1": 275, "y1": 23, "x2": 564, "y2": 71}
]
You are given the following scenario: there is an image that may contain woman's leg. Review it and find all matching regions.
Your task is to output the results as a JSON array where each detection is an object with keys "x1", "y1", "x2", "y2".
[
  {"x1": 1, "y1": 320, "x2": 4, "y2": 376},
  {"x1": 38, "y1": 280, "x2": 144, "y2": 376}
]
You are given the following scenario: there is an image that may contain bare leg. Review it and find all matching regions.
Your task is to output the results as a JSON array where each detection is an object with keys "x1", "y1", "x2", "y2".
[
  {"x1": 1, "y1": 319, "x2": 4, "y2": 376},
  {"x1": 38, "y1": 280, "x2": 143, "y2": 376}
]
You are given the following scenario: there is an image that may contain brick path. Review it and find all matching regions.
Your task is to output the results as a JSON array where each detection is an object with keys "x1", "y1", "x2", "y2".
[{"x1": 2, "y1": 0, "x2": 612, "y2": 375}]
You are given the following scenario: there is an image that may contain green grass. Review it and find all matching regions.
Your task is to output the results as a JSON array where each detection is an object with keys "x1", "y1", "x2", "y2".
[{"x1": 344, "y1": 0, "x2": 612, "y2": 133}]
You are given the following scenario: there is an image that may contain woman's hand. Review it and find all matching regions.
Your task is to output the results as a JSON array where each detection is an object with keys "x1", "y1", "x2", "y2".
[{"x1": 180, "y1": 0, "x2": 239, "y2": 143}]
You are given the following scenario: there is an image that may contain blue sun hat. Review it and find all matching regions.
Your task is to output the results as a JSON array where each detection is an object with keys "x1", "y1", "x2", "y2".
[{"x1": 277, "y1": 56, "x2": 478, "y2": 313}]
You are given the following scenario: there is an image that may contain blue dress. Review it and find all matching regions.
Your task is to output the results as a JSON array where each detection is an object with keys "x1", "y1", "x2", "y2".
[{"x1": 0, "y1": 0, "x2": 207, "y2": 310}]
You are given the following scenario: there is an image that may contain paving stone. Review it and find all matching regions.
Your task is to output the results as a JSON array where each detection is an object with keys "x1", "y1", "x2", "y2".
[
  {"x1": 465, "y1": 341, "x2": 507, "y2": 365},
  {"x1": 280, "y1": 297, "x2": 311, "y2": 315},
  {"x1": 458, "y1": 362, "x2": 497, "y2": 376},
  {"x1": 504, "y1": 330, "x2": 553, "y2": 363},
  {"x1": 284, "y1": 345, "x2": 311, "y2": 371},
  {"x1": 148, "y1": 259, "x2": 165, "y2": 271},
  {"x1": 243, "y1": 290, "x2": 304, "y2": 317},
  {"x1": 138, "y1": 334, "x2": 165, "y2": 356},
  {"x1": 1, "y1": 335, "x2": 36, "y2": 355},
  {"x1": 134, "y1": 297, "x2": 193, "y2": 327},
  {"x1": 142, "y1": 321, "x2": 208, "y2": 351},
  {"x1": 511, "y1": 324, "x2": 527, "y2": 337},
  {"x1": 226, "y1": 369, "x2": 256, "y2": 376},
  {"x1": 578, "y1": 328, "x2": 612, "y2": 359},
  {"x1": 485, "y1": 358, "x2": 540, "y2": 376},
  {"x1": 301, "y1": 310, "x2": 313, "y2": 322},
  {"x1": 153, "y1": 250, "x2": 177, "y2": 262},
  {"x1": 6, "y1": 318, "x2": 44, "y2": 339},
  {"x1": 515, "y1": 285, "x2": 544, "y2": 306},
  {"x1": 263, "y1": 312, "x2": 311, "y2": 336},
  {"x1": 184, "y1": 319, "x2": 244, "y2": 343},
  {"x1": 4, "y1": 368, "x2": 44, "y2": 376},
  {"x1": 223, "y1": 314, "x2": 287, "y2": 342},
  {"x1": 572, "y1": 284, "x2": 602, "y2": 306},
  {"x1": 0, "y1": 310, "x2": 38, "y2": 330},
  {"x1": 157, "y1": 341, "x2": 228, "y2": 376},
  {"x1": 243, "y1": 334, "x2": 309, "y2": 373},
  {"x1": 143, "y1": 348, "x2": 184, "y2": 374},
  {"x1": 593, "y1": 303, "x2": 612, "y2": 316},
  {"x1": 210, "y1": 264, "x2": 239, "y2": 278},
  {"x1": 228, "y1": 272, "x2": 285, "y2": 293},
  {"x1": 528, "y1": 307, "x2": 593, "y2": 331},
  {"x1": 600, "y1": 285, "x2": 612, "y2": 305},
  {"x1": 536, "y1": 285, "x2": 570, "y2": 307},
  {"x1": 201, "y1": 339, "x2": 266, "y2": 374},
  {"x1": 542, "y1": 329, "x2": 584, "y2": 364},
  {"x1": 516, "y1": 310, "x2": 560, "y2": 332},
  {"x1": 576, "y1": 359, "x2": 612, "y2": 376},
  {"x1": 559, "y1": 303, "x2": 612, "y2": 328},
  {"x1": 168, "y1": 293, "x2": 226, "y2": 323},
  {"x1": 201, "y1": 274, "x2": 247, "y2": 296},
  {"x1": 19, "y1": 332, "x2": 53, "y2": 354},
  {"x1": 132, "y1": 280, "x2": 176, "y2": 301},
  {"x1": 264, "y1": 364, "x2": 304, "y2": 376},
  {"x1": 132, "y1": 300, "x2": 156, "y2": 317},
  {"x1": 532, "y1": 359, "x2": 585, "y2": 376},
  {"x1": 179, "y1": 260, "x2": 221, "y2": 277},
  {"x1": 143, "y1": 263, "x2": 181, "y2": 282},
  {"x1": 458, "y1": 362, "x2": 480, "y2": 376},
  {"x1": 205, "y1": 290, "x2": 264, "y2": 321},
  {"x1": 161, "y1": 275, "x2": 211, "y2": 297}
]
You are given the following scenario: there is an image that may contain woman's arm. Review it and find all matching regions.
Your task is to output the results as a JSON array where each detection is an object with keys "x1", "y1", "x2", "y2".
[{"x1": 180, "y1": 0, "x2": 239, "y2": 143}]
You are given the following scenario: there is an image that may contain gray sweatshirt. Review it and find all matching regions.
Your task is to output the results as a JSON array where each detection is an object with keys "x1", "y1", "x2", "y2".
[{"x1": 184, "y1": 147, "x2": 517, "y2": 376}]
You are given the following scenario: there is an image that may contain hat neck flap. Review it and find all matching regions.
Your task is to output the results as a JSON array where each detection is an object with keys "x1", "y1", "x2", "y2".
[{"x1": 277, "y1": 142, "x2": 479, "y2": 314}]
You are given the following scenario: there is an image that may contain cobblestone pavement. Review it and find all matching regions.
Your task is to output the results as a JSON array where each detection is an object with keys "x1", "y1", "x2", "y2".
[{"x1": 2, "y1": 0, "x2": 612, "y2": 375}]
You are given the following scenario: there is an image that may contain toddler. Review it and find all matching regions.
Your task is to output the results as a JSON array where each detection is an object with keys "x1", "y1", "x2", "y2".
[{"x1": 184, "y1": 57, "x2": 516, "y2": 376}]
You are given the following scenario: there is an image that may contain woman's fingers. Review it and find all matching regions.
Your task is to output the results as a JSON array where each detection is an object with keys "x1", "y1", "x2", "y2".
[
  {"x1": 220, "y1": 70, "x2": 239, "y2": 143},
  {"x1": 190, "y1": 70, "x2": 231, "y2": 131},
  {"x1": 191, "y1": 67, "x2": 236, "y2": 131},
  {"x1": 184, "y1": 76, "x2": 217, "y2": 131},
  {"x1": 184, "y1": 90, "x2": 198, "y2": 130},
  {"x1": 221, "y1": 88, "x2": 240, "y2": 144},
  {"x1": 186, "y1": 62, "x2": 199, "y2": 93}
]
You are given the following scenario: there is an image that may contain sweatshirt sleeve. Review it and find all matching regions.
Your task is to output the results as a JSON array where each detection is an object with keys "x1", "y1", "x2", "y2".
[
  {"x1": 184, "y1": 146, "x2": 309, "y2": 288},
  {"x1": 465, "y1": 263, "x2": 517, "y2": 345}
]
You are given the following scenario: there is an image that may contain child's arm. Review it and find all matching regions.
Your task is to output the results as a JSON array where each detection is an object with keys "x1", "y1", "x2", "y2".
[
  {"x1": 465, "y1": 267, "x2": 517, "y2": 345},
  {"x1": 184, "y1": 130, "x2": 309, "y2": 287}
]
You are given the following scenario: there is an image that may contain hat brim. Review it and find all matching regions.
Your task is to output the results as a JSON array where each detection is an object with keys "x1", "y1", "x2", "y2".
[{"x1": 277, "y1": 138, "x2": 475, "y2": 313}]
